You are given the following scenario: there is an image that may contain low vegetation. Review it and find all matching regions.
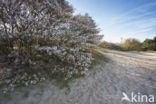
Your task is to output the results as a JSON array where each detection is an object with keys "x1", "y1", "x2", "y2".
[
  {"x1": 99, "y1": 41, "x2": 122, "y2": 50},
  {"x1": 99, "y1": 37, "x2": 156, "y2": 52},
  {"x1": 141, "y1": 37, "x2": 156, "y2": 51},
  {"x1": 120, "y1": 37, "x2": 156, "y2": 51}
]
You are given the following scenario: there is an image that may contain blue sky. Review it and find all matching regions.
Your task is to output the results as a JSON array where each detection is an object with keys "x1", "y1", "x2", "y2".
[{"x1": 67, "y1": 0, "x2": 156, "y2": 43}]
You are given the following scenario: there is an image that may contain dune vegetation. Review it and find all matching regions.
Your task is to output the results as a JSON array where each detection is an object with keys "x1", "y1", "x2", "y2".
[
  {"x1": 0, "y1": 0, "x2": 101, "y2": 92},
  {"x1": 99, "y1": 37, "x2": 156, "y2": 52}
]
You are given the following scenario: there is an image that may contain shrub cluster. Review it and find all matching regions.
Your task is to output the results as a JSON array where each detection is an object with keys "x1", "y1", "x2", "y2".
[
  {"x1": 99, "y1": 41, "x2": 122, "y2": 50},
  {"x1": 120, "y1": 38, "x2": 142, "y2": 51},
  {"x1": 141, "y1": 37, "x2": 156, "y2": 51},
  {"x1": 99, "y1": 37, "x2": 156, "y2": 52},
  {"x1": 0, "y1": 0, "x2": 99, "y2": 80},
  {"x1": 120, "y1": 37, "x2": 156, "y2": 51}
]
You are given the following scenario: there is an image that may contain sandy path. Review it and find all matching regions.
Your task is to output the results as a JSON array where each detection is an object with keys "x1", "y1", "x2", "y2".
[{"x1": 0, "y1": 49, "x2": 156, "y2": 104}]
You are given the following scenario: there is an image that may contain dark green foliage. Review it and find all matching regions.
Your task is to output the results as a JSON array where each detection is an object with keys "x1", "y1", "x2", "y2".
[
  {"x1": 99, "y1": 41, "x2": 122, "y2": 50},
  {"x1": 119, "y1": 37, "x2": 156, "y2": 51},
  {"x1": 120, "y1": 38, "x2": 142, "y2": 51},
  {"x1": 141, "y1": 37, "x2": 156, "y2": 51}
]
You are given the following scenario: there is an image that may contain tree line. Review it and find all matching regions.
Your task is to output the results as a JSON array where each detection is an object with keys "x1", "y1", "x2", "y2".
[
  {"x1": 99, "y1": 36, "x2": 156, "y2": 51},
  {"x1": 120, "y1": 37, "x2": 156, "y2": 51}
]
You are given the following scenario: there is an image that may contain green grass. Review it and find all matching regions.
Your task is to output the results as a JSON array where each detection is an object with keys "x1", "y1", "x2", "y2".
[
  {"x1": 141, "y1": 50, "x2": 156, "y2": 53},
  {"x1": 23, "y1": 91, "x2": 29, "y2": 98},
  {"x1": 47, "y1": 68, "x2": 85, "y2": 88},
  {"x1": 0, "y1": 81, "x2": 6, "y2": 88},
  {"x1": 88, "y1": 48, "x2": 109, "y2": 68}
]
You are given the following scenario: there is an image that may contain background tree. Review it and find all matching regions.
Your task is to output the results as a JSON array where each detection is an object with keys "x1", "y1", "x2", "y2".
[
  {"x1": 142, "y1": 37, "x2": 156, "y2": 51},
  {"x1": 120, "y1": 38, "x2": 142, "y2": 51}
]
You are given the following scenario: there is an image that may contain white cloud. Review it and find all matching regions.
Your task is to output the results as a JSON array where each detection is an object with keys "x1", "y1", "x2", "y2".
[{"x1": 101, "y1": 1, "x2": 156, "y2": 42}]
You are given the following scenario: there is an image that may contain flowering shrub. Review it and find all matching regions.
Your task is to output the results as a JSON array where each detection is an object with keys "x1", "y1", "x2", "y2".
[{"x1": 0, "y1": 0, "x2": 99, "y2": 80}]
